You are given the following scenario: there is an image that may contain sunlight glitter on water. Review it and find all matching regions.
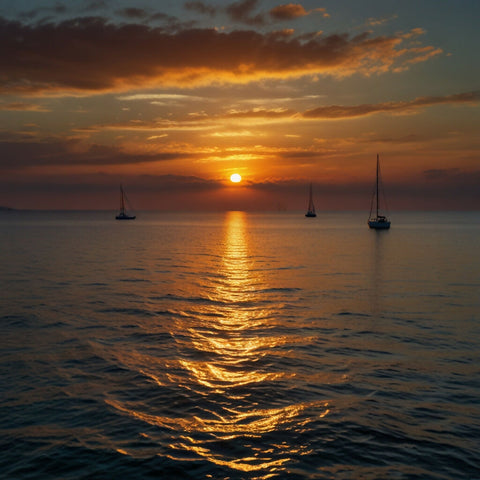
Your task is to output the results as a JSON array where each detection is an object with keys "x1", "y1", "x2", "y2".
[{"x1": 162, "y1": 210, "x2": 329, "y2": 473}]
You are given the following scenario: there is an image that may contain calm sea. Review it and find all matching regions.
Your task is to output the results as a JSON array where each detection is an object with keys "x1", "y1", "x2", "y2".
[{"x1": 1, "y1": 211, "x2": 479, "y2": 479}]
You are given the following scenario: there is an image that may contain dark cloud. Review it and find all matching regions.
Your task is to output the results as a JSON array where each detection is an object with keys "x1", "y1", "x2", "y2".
[
  {"x1": 226, "y1": 0, "x2": 266, "y2": 26},
  {"x1": 184, "y1": 0, "x2": 265, "y2": 24},
  {"x1": 212, "y1": 91, "x2": 479, "y2": 121},
  {"x1": 269, "y1": 4, "x2": 309, "y2": 21},
  {"x1": 116, "y1": 8, "x2": 150, "y2": 19},
  {"x1": 136, "y1": 174, "x2": 223, "y2": 192},
  {"x1": 268, "y1": 28, "x2": 296, "y2": 39},
  {"x1": 184, "y1": 2, "x2": 325, "y2": 25},
  {"x1": 82, "y1": 1, "x2": 107, "y2": 12},
  {"x1": 19, "y1": 1, "x2": 109, "y2": 20},
  {"x1": 303, "y1": 92, "x2": 480, "y2": 119},
  {"x1": 18, "y1": 3, "x2": 68, "y2": 21},
  {"x1": 184, "y1": 0, "x2": 266, "y2": 25},
  {"x1": 0, "y1": 133, "x2": 200, "y2": 170},
  {"x1": 0, "y1": 102, "x2": 49, "y2": 111},
  {"x1": 0, "y1": 17, "x2": 444, "y2": 95},
  {"x1": 115, "y1": 7, "x2": 189, "y2": 29},
  {"x1": 184, "y1": 1, "x2": 217, "y2": 17}
]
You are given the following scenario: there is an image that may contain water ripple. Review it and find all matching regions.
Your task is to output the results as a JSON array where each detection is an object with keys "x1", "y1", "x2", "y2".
[{"x1": 2, "y1": 211, "x2": 480, "y2": 479}]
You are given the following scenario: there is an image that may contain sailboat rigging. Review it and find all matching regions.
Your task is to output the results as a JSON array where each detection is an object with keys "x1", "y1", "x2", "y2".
[
  {"x1": 368, "y1": 154, "x2": 390, "y2": 229},
  {"x1": 305, "y1": 183, "x2": 316, "y2": 217},
  {"x1": 115, "y1": 185, "x2": 136, "y2": 220}
]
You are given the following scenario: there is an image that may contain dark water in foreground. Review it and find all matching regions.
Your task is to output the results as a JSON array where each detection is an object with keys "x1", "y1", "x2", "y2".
[{"x1": 1, "y1": 211, "x2": 479, "y2": 479}]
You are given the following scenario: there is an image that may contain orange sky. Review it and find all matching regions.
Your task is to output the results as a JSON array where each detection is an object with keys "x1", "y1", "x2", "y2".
[{"x1": 0, "y1": 1, "x2": 479, "y2": 210}]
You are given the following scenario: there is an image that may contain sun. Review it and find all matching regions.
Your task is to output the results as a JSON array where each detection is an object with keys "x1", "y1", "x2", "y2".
[{"x1": 230, "y1": 173, "x2": 242, "y2": 183}]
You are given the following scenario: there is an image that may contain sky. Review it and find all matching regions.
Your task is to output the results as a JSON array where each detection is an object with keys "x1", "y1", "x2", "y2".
[{"x1": 0, "y1": 0, "x2": 478, "y2": 211}]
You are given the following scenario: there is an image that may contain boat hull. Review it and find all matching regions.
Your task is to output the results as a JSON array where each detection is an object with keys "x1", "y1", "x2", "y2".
[
  {"x1": 116, "y1": 214, "x2": 136, "y2": 220},
  {"x1": 305, "y1": 212, "x2": 316, "y2": 218},
  {"x1": 368, "y1": 219, "x2": 390, "y2": 229}
]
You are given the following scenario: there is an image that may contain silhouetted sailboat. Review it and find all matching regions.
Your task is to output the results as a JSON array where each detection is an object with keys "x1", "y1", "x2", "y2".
[
  {"x1": 115, "y1": 185, "x2": 136, "y2": 220},
  {"x1": 368, "y1": 154, "x2": 390, "y2": 229},
  {"x1": 305, "y1": 183, "x2": 316, "y2": 217}
]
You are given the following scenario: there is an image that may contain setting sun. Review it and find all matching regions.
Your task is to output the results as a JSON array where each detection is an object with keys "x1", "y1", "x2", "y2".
[{"x1": 230, "y1": 173, "x2": 242, "y2": 183}]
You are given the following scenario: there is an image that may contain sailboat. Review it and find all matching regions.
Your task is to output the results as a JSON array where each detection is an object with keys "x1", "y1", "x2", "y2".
[
  {"x1": 305, "y1": 183, "x2": 317, "y2": 217},
  {"x1": 368, "y1": 154, "x2": 390, "y2": 229},
  {"x1": 115, "y1": 185, "x2": 136, "y2": 220}
]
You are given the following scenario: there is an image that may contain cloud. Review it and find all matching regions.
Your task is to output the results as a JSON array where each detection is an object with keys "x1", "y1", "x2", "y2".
[
  {"x1": 77, "y1": 118, "x2": 217, "y2": 134},
  {"x1": 402, "y1": 46, "x2": 443, "y2": 66},
  {"x1": 184, "y1": 1, "x2": 217, "y2": 17},
  {"x1": 81, "y1": 1, "x2": 108, "y2": 13},
  {"x1": 269, "y1": 4, "x2": 327, "y2": 21},
  {"x1": 0, "y1": 132, "x2": 200, "y2": 170},
  {"x1": 18, "y1": 3, "x2": 69, "y2": 20},
  {"x1": 400, "y1": 27, "x2": 426, "y2": 39},
  {"x1": 117, "y1": 93, "x2": 206, "y2": 102},
  {"x1": 0, "y1": 17, "x2": 445, "y2": 95},
  {"x1": 116, "y1": 8, "x2": 149, "y2": 20},
  {"x1": 226, "y1": 0, "x2": 266, "y2": 26},
  {"x1": 209, "y1": 130, "x2": 259, "y2": 137},
  {"x1": 302, "y1": 91, "x2": 480, "y2": 119},
  {"x1": 365, "y1": 15, "x2": 398, "y2": 27},
  {"x1": 0, "y1": 102, "x2": 49, "y2": 111},
  {"x1": 185, "y1": 1, "x2": 328, "y2": 24},
  {"x1": 268, "y1": 28, "x2": 295, "y2": 39},
  {"x1": 223, "y1": 107, "x2": 295, "y2": 119},
  {"x1": 147, "y1": 134, "x2": 168, "y2": 140},
  {"x1": 270, "y1": 4, "x2": 308, "y2": 20},
  {"x1": 78, "y1": 91, "x2": 479, "y2": 138}
]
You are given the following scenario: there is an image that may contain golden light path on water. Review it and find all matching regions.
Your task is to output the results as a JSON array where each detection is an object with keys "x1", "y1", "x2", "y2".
[
  {"x1": 173, "y1": 211, "x2": 329, "y2": 474},
  {"x1": 106, "y1": 211, "x2": 331, "y2": 477}
]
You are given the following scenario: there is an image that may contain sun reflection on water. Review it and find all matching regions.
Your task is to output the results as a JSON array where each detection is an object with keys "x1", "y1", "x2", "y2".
[
  {"x1": 181, "y1": 212, "x2": 284, "y2": 390},
  {"x1": 107, "y1": 211, "x2": 330, "y2": 476},
  {"x1": 167, "y1": 211, "x2": 329, "y2": 474}
]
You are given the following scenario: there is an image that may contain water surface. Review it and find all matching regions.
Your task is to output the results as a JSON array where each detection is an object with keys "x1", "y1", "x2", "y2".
[{"x1": 1, "y1": 211, "x2": 479, "y2": 479}]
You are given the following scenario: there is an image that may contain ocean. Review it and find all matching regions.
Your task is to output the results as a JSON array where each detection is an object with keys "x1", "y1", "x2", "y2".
[{"x1": 1, "y1": 210, "x2": 479, "y2": 479}]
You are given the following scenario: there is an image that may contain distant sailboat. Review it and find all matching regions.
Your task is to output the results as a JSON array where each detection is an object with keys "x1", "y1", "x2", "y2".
[
  {"x1": 115, "y1": 185, "x2": 136, "y2": 220},
  {"x1": 368, "y1": 154, "x2": 390, "y2": 229},
  {"x1": 305, "y1": 183, "x2": 317, "y2": 217}
]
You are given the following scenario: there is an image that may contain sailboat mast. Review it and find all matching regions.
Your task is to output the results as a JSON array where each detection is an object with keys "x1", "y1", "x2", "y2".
[
  {"x1": 368, "y1": 154, "x2": 390, "y2": 229},
  {"x1": 376, "y1": 154, "x2": 379, "y2": 217},
  {"x1": 120, "y1": 185, "x2": 125, "y2": 214},
  {"x1": 309, "y1": 183, "x2": 315, "y2": 212}
]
